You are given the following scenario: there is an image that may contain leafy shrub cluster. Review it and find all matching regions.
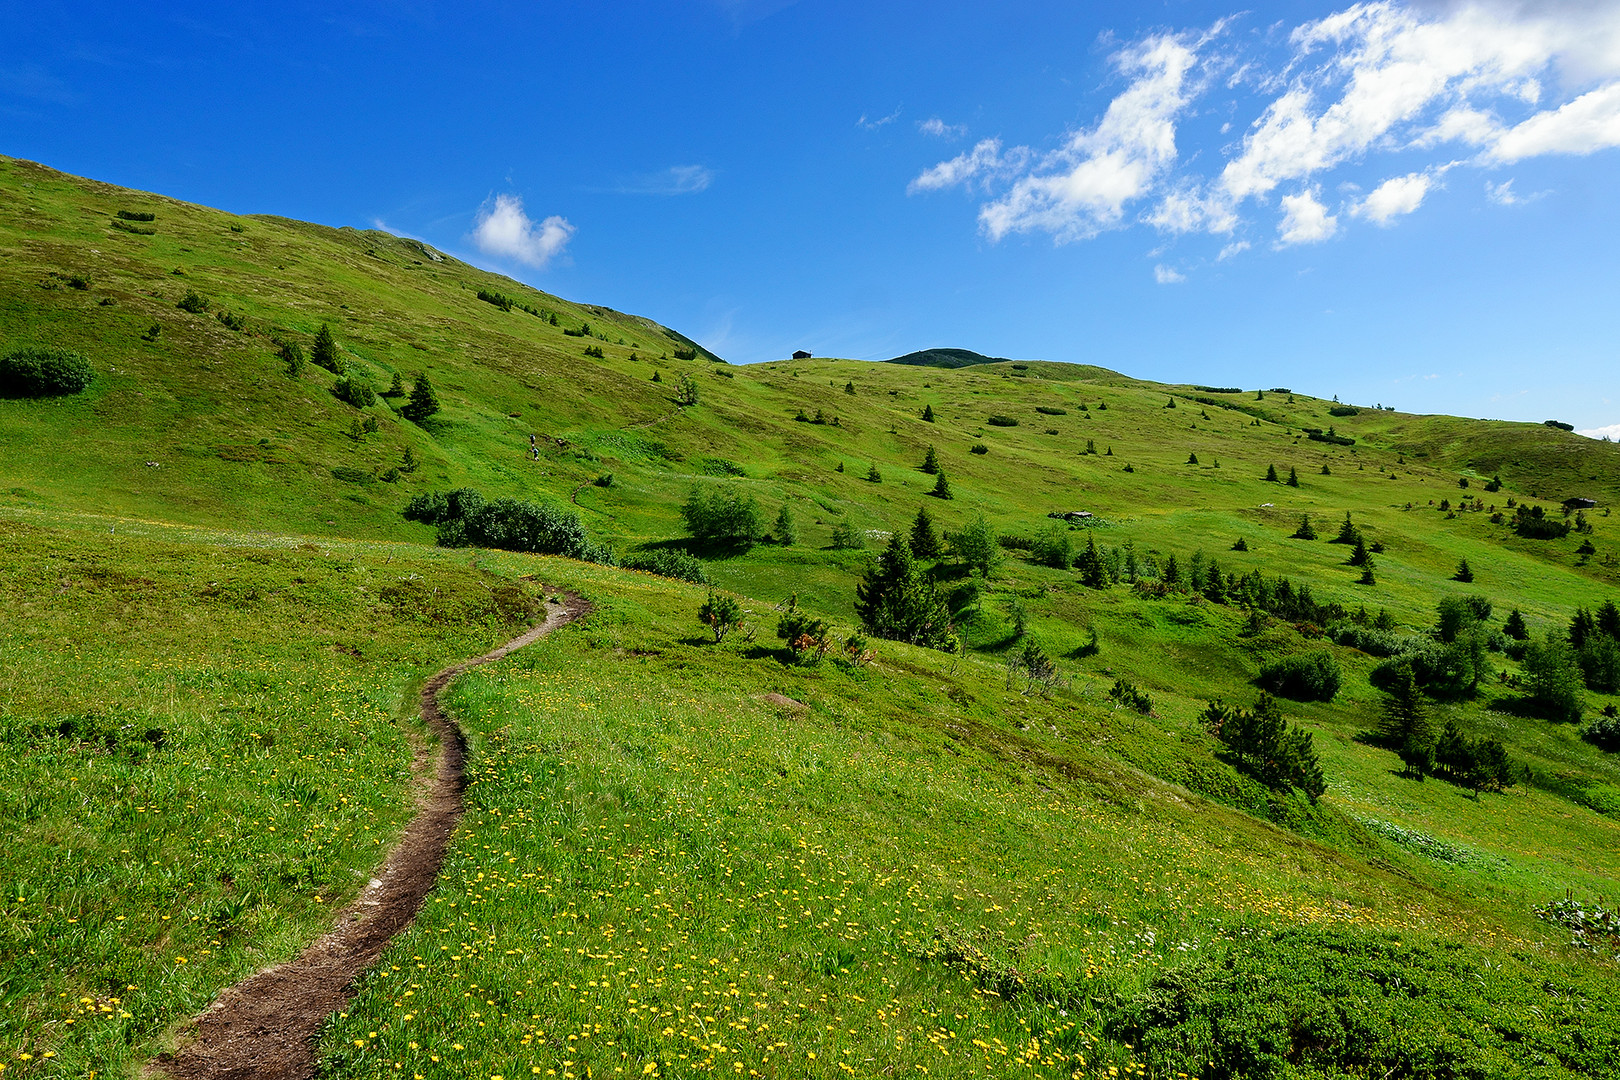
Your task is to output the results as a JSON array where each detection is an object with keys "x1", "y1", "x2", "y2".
[
  {"x1": 402, "y1": 488, "x2": 613, "y2": 564},
  {"x1": 1513, "y1": 503, "x2": 1572, "y2": 539},
  {"x1": 0, "y1": 345, "x2": 94, "y2": 397},
  {"x1": 986, "y1": 415, "x2": 1019, "y2": 427},
  {"x1": 176, "y1": 289, "x2": 209, "y2": 314},
  {"x1": 1107, "y1": 679, "x2": 1154, "y2": 715},
  {"x1": 1256, "y1": 652, "x2": 1341, "y2": 701},
  {"x1": 332, "y1": 375, "x2": 376, "y2": 408},
  {"x1": 1328, "y1": 404, "x2": 1360, "y2": 416},
  {"x1": 1304, "y1": 426, "x2": 1355, "y2": 446},
  {"x1": 1034, "y1": 405, "x2": 1066, "y2": 415},
  {"x1": 476, "y1": 288, "x2": 514, "y2": 311},
  {"x1": 680, "y1": 487, "x2": 763, "y2": 547},
  {"x1": 1202, "y1": 693, "x2": 1326, "y2": 799},
  {"x1": 116, "y1": 210, "x2": 155, "y2": 222},
  {"x1": 1106, "y1": 926, "x2": 1619, "y2": 1079},
  {"x1": 620, "y1": 548, "x2": 708, "y2": 584}
]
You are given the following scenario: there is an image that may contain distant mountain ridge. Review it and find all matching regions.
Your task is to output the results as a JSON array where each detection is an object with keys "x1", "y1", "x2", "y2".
[{"x1": 886, "y1": 348, "x2": 1011, "y2": 369}]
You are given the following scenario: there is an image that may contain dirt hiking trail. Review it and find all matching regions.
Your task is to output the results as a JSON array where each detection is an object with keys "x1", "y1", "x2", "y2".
[{"x1": 154, "y1": 593, "x2": 591, "y2": 1080}]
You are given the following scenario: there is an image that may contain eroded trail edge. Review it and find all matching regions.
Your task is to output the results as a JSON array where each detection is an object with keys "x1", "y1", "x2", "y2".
[{"x1": 156, "y1": 593, "x2": 591, "y2": 1080}]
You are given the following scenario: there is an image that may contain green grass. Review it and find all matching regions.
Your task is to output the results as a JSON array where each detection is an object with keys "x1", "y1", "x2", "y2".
[{"x1": 4, "y1": 159, "x2": 1620, "y2": 1078}]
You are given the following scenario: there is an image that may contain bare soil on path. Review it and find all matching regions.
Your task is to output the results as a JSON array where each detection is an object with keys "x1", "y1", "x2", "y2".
[{"x1": 153, "y1": 593, "x2": 591, "y2": 1080}]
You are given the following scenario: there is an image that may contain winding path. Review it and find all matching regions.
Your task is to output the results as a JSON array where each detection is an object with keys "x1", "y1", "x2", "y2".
[{"x1": 154, "y1": 594, "x2": 591, "y2": 1080}]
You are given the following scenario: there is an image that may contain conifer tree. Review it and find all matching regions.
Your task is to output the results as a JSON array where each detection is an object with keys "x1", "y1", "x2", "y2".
[
  {"x1": 1287, "y1": 466, "x2": 1300, "y2": 487},
  {"x1": 854, "y1": 532, "x2": 953, "y2": 648},
  {"x1": 401, "y1": 373, "x2": 441, "y2": 424},
  {"x1": 1503, "y1": 609, "x2": 1528, "y2": 640},
  {"x1": 773, "y1": 504, "x2": 798, "y2": 546},
  {"x1": 1332, "y1": 512, "x2": 1359, "y2": 544},
  {"x1": 1265, "y1": 463, "x2": 1279, "y2": 482},
  {"x1": 921, "y1": 445, "x2": 940, "y2": 474},
  {"x1": 311, "y1": 322, "x2": 343, "y2": 374},
  {"x1": 1454, "y1": 559, "x2": 1475, "y2": 583},
  {"x1": 921, "y1": 403, "x2": 935, "y2": 422},
  {"x1": 1348, "y1": 535, "x2": 1371, "y2": 566},
  {"x1": 867, "y1": 463, "x2": 882, "y2": 483},
  {"x1": 908, "y1": 506, "x2": 941, "y2": 559},
  {"x1": 1292, "y1": 514, "x2": 1317, "y2": 540},
  {"x1": 1075, "y1": 533, "x2": 1107, "y2": 588},
  {"x1": 930, "y1": 471, "x2": 952, "y2": 499},
  {"x1": 1377, "y1": 663, "x2": 1433, "y2": 778}
]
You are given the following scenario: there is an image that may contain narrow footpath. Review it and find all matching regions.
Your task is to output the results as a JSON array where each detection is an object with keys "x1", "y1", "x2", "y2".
[{"x1": 155, "y1": 593, "x2": 591, "y2": 1080}]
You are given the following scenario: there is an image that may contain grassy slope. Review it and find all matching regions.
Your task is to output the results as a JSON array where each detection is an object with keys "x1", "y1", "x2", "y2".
[{"x1": 3, "y1": 160, "x2": 1620, "y2": 1076}]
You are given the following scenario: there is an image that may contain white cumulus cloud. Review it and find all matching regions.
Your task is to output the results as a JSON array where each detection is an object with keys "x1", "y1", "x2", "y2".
[
  {"x1": 1277, "y1": 187, "x2": 1339, "y2": 245},
  {"x1": 1154, "y1": 264, "x2": 1187, "y2": 283},
  {"x1": 471, "y1": 194, "x2": 574, "y2": 268},
  {"x1": 1351, "y1": 170, "x2": 1434, "y2": 223},
  {"x1": 913, "y1": 1, "x2": 1620, "y2": 251},
  {"x1": 1577, "y1": 422, "x2": 1620, "y2": 441},
  {"x1": 976, "y1": 32, "x2": 1206, "y2": 242}
]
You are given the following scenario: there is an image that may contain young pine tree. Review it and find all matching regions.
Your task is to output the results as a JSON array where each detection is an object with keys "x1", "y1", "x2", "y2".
[
  {"x1": 930, "y1": 471, "x2": 952, "y2": 499},
  {"x1": 1292, "y1": 514, "x2": 1318, "y2": 540},
  {"x1": 1265, "y1": 463, "x2": 1279, "y2": 482},
  {"x1": 1503, "y1": 608, "x2": 1528, "y2": 640},
  {"x1": 1377, "y1": 663, "x2": 1434, "y2": 778},
  {"x1": 921, "y1": 403, "x2": 935, "y2": 422},
  {"x1": 854, "y1": 532, "x2": 952, "y2": 648},
  {"x1": 921, "y1": 445, "x2": 940, "y2": 474},
  {"x1": 1287, "y1": 466, "x2": 1300, "y2": 487},
  {"x1": 908, "y1": 506, "x2": 942, "y2": 559},
  {"x1": 311, "y1": 323, "x2": 343, "y2": 373},
  {"x1": 773, "y1": 504, "x2": 798, "y2": 546},
  {"x1": 401, "y1": 373, "x2": 441, "y2": 424}
]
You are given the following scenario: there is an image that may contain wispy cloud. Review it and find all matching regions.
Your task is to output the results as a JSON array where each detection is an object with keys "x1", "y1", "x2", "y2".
[
  {"x1": 1349, "y1": 170, "x2": 1436, "y2": 225},
  {"x1": 919, "y1": 116, "x2": 967, "y2": 138},
  {"x1": 858, "y1": 108, "x2": 901, "y2": 131},
  {"x1": 608, "y1": 165, "x2": 715, "y2": 196},
  {"x1": 471, "y1": 194, "x2": 574, "y2": 268},
  {"x1": 1154, "y1": 264, "x2": 1187, "y2": 283}
]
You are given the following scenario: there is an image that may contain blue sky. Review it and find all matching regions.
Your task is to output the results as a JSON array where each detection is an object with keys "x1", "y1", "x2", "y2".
[{"x1": 5, "y1": 1, "x2": 1620, "y2": 432}]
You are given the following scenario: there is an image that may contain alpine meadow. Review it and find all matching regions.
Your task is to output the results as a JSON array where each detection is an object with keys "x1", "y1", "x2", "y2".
[{"x1": 5, "y1": 151, "x2": 1620, "y2": 1080}]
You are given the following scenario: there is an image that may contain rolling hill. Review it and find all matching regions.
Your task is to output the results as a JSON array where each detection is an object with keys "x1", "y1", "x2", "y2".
[{"x1": 5, "y1": 158, "x2": 1620, "y2": 1079}]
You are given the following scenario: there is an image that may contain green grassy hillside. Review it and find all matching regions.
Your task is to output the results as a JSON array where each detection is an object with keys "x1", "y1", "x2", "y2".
[{"x1": 5, "y1": 160, "x2": 1620, "y2": 1079}]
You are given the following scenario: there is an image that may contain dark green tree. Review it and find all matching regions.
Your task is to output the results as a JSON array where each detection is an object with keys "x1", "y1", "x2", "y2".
[
  {"x1": 401, "y1": 373, "x2": 441, "y2": 424},
  {"x1": 1265, "y1": 463, "x2": 1279, "y2": 482},
  {"x1": 1524, "y1": 634, "x2": 1586, "y2": 722},
  {"x1": 1287, "y1": 466, "x2": 1300, "y2": 487},
  {"x1": 866, "y1": 463, "x2": 882, "y2": 483},
  {"x1": 1075, "y1": 533, "x2": 1107, "y2": 587},
  {"x1": 921, "y1": 403, "x2": 935, "y2": 422},
  {"x1": 680, "y1": 487, "x2": 763, "y2": 547},
  {"x1": 773, "y1": 504, "x2": 798, "y2": 546},
  {"x1": 1331, "y1": 512, "x2": 1359, "y2": 544},
  {"x1": 1454, "y1": 559, "x2": 1475, "y2": 582},
  {"x1": 1376, "y1": 663, "x2": 1433, "y2": 778},
  {"x1": 930, "y1": 471, "x2": 953, "y2": 499},
  {"x1": 949, "y1": 513, "x2": 1000, "y2": 577},
  {"x1": 908, "y1": 506, "x2": 942, "y2": 558},
  {"x1": 698, "y1": 592, "x2": 742, "y2": 642},
  {"x1": 1348, "y1": 536, "x2": 1371, "y2": 567},
  {"x1": 1503, "y1": 608, "x2": 1528, "y2": 640},
  {"x1": 311, "y1": 322, "x2": 343, "y2": 373},
  {"x1": 854, "y1": 533, "x2": 954, "y2": 649},
  {"x1": 1292, "y1": 514, "x2": 1317, "y2": 540},
  {"x1": 921, "y1": 445, "x2": 940, "y2": 474}
]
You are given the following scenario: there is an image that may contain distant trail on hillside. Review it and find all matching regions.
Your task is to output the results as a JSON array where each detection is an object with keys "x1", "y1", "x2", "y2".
[{"x1": 154, "y1": 593, "x2": 591, "y2": 1080}]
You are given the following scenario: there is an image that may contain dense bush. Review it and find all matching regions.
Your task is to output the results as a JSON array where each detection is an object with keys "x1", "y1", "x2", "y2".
[
  {"x1": 311, "y1": 323, "x2": 344, "y2": 374},
  {"x1": 1257, "y1": 652, "x2": 1341, "y2": 701},
  {"x1": 331, "y1": 375, "x2": 377, "y2": 408},
  {"x1": 1523, "y1": 634, "x2": 1586, "y2": 722},
  {"x1": 1105, "y1": 926, "x2": 1619, "y2": 1080},
  {"x1": 0, "y1": 345, "x2": 94, "y2": 397},
  {"x1": 1327, "y1": 622, "x2": 1410, "y2": 657},
  {"x1": 986, "y1": 415, "x2": 1018, "y2": 427},
  {"x1": 1514, "y1": 504, "x2": 1571, "y2": 539},
  {"x1": 1328, "y1": 404, "x2": 1360, "y2": 416},
  {"x1": 176, "y1": 290, "x2": 209, "y2": 314},
  {"x1": 1584, "y1": 713, "x2": 1620, "y2": 752},
  {"x1": 621, "y1": 548, "x2": 708, "y2": 584},
  {"x1": 854, "y1": 533, "x2": 954, "y2": 650},
  {"x1": 401, "y1": 488, "x2": 612, "y2": 564},
  {"x1": 401, "y1": 373, "x2": 440, "y2": 423},
  {"x1": 116, "y1": 210, "x2": 155, "y2": 222},
  {"x1": 1035, "y1": 405, "x2": 1066, "y2": 416},
  {"x1": 680, "y1": 487, "x2": 763, "y2": 547},
  {"x1": 1202, "y1": 693, "x2": 1325, "y2": 799}
]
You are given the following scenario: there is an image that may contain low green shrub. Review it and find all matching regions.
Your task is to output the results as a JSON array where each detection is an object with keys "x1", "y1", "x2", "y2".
[
  {"x1": 176, "y1": 290, "x2": 209, "y2": 314},
  {"x1": 332, "y1": 376, "x2": 377, "y2": 408},
  {"x1": 1257, "y1": 652, "x2": 1341, "y2": 701},
  {"x1": 986, "y1": 415, "x2": 1018, "y2": 427},
  {"x1": 621, "y1": 548, "x2": 708, "y2": 584},
  {"x1": 116, "y1": 210, "x2": 155, "y2": 222},
  {"x1": 0, "y1": 345, "x2": 95, "y2": 397}
]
